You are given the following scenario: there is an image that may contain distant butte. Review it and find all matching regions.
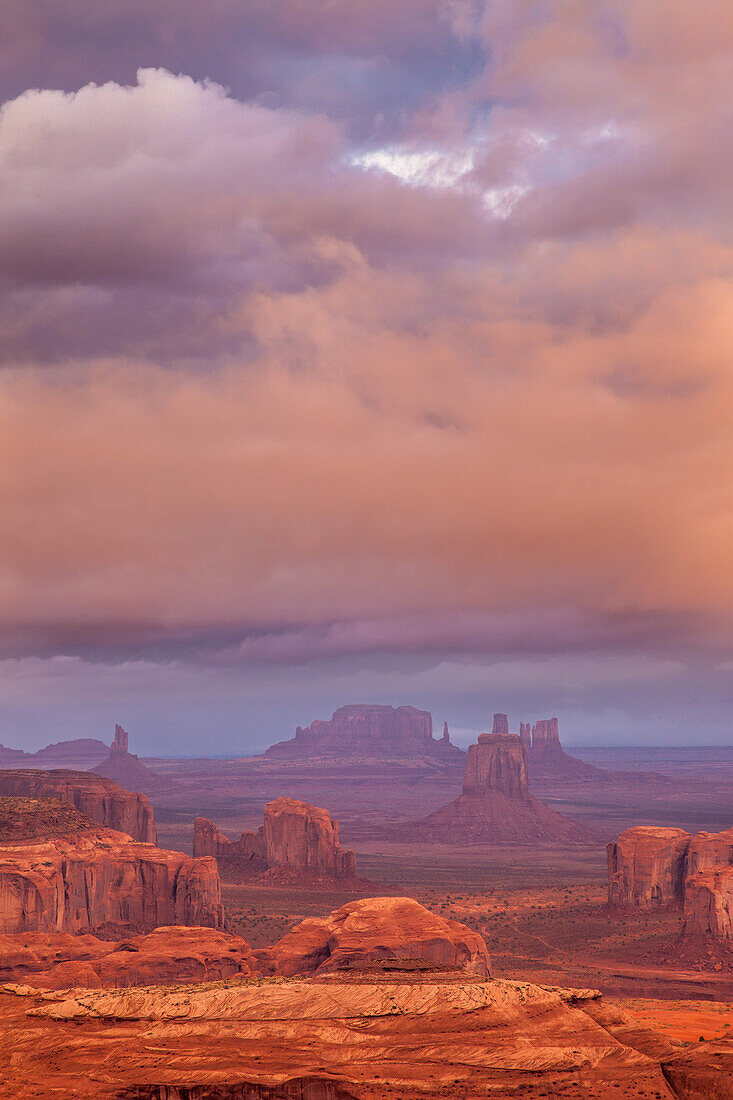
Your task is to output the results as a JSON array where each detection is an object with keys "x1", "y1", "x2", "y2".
[
  {"x1": 92, "y1": 723, "x2": 172, "y2": 796},
  {"x1": 194, "y1": 796, "x2": 359, "y2": 886},
  {"x1": 263, "y1": 704, "x2": 465, "y2": 762},
  {"x1": 401, "y1": 716, "x2": 597, "y2": 843}
]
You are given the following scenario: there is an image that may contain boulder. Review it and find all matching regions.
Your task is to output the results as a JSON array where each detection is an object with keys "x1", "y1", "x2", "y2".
[
  {"x1": 607, "y1": 826, "x2": 691, "y2": 909},
  {"x1": 194, "y1": 797, "x2": 356, "y2": 883},
  {"x1": 258, "y1": 896, "x2": 491, "y2": 978},
  {"x1": 0, "y1": 827, "x2": 224, "y2": 934},
  {"x1": 0, "y1": 769, "x2": 156, "y2": 843}
]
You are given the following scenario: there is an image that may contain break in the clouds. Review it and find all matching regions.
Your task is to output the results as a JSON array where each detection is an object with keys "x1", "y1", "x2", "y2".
[{"x1": 1, "y1": 2, "x2": 733, "y2": 748}]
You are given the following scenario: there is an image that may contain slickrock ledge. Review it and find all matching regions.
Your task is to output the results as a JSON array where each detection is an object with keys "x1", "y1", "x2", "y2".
[{"x1": 0, "y1": 975, "x2": 680, "y2": 1098}]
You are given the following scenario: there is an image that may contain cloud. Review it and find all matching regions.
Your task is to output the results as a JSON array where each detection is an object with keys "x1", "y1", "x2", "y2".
[{"x1": 1, "y1": 4, "x2": 733, "y2": 750}]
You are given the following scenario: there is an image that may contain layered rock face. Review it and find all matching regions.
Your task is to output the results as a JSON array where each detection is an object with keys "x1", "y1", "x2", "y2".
[
  {"x1": 3, "y1": 976, "x2": 683, "y2": 1098},
  {"x1": 519, "y1": 722, "x2": 532, "y2": 751},
  {"x1": 405, "y1": 733, "x2": 595, "y2": 843},
  {"x1": 194, "y1": 797, "x2": 357, "y2": 883},
  {"x1": 264, "y1": 703, "x2": 465, "y2": 761},
  {"x1": 607, "y1": 827, "x2": 691, "y2": 909},
  {"x1": 0, "y1": 769, "x2": 156, "y2": 843},
  {"x1": 462, "y1": 732, "x2": 529, "y2": 798},
  {"x1": 0, "y1": 926, "x2": 255, "y2": 989},
  {"x1": 0, "y1": 826, "x2": 224, "y2": 935},
  {"x1": 683, "y1": 867, "x2": 733, "y2": 940},
  {"x1": 608, "y1": 823, "x2": 733, "y2": 947},
  {"x1": 258, "y1": 896, "x2": 492, "y2": 978},
  {"x1": 491, "y1": 712, "x2": 510, "y2": 737}
]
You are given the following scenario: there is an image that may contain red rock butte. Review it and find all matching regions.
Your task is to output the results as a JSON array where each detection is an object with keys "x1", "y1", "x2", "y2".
[
  {"x1": 92, "y1": 723, "x2": 171, "y2": 796},
  {"x1": 0, "y1": 797, "x2": 223, "y2": 935},
  {"x1": 264, "y1": 704, "x2": 465, "y2": 762},
  {"x1": 402, "y1": 730, "x2": 595, "y2": 843},
  {"x1": 194, "y1": 796, "x2": 357, "y2": 884},
  {"x1": 608, "y1": 823, "x2": 733, "y2": 945}
]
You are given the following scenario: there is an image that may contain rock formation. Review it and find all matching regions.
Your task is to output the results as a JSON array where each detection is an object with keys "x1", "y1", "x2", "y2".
[
  {"x1": 607, "y1": 826, "x2": 692, "y2": 909},
  {"x1": 264, "y1": 703, "x2": 465, "y2": 761},
  {"x1": 491, "y1": 712, "x2": 510, "y2": 737},
  {"x1": 442, "y1": 721, "x2": 450, "y2": 742},
  {"x1": 403, "y1": 732, "x2": 596, "y2": 842},
  {"x1": 0, "y1": 814, "x2": 224, "y2": 935},
  {"x1": 1, "y1": 975, "x2": 684, "y2": 1098},
  {"x1": 92, "y1": 724, "x2": 171, "y2": 796},
  {"x1": 0, "y1": 769, "x2": 156, "y2": 843},
  {"x1": 609, "y1": 822, "x2": 733, "y2": 953},
  {"x1": 0, "y1": 739, "x2": 109, "y2": 770},
  {"x1": 531, "y1": 717, "x2": 562, "y2": 760},
  {"x1": 0, "y1": 926, "x2": 255, "y2": 989},
  {"x1": 257, "y1": 896, "x2": 491, "y2": 977},
  {"x1": 519, "y1": 721, "x2": 532, "y2": 751},
  {"x1": 683, "y1": 867, "x2": 733, "y2": 940},
  {"x1": 194, "y1": 796, "x2": 357, "y2": 883}
]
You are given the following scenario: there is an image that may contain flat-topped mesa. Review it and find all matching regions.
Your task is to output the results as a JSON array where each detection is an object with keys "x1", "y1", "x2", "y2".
[
  {"x1": 463, "y1": 733, "x2": 529, "y2": 800},
  {"x1": 264, "y1": 704, "x2": 465, "y2": 762},
  {"x1": 194, "y1": 797, "x2": 357, "y2": 883},
  {"x1": 607, "y1": 826, "x2": 691, "y2": 909},
  {"x1": 0, "y1": 769, "x2": 156, "y2": 843}
]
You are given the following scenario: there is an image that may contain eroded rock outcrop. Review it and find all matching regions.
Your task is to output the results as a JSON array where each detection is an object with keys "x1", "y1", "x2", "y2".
[
  {"x1": 0, "y1": 769, "x2": 156, "y2": 843},
  {"x1": 607, "y1": 826, "x2": 691, "y2": 909},
  {"x1": 92, "y1": 724, "x2": 171, "y2": 796},
  {"x1": 0, "y1": 824, "x2": 224, "y2": 935},
  {"x1": 683, "y1": 867, "x2": 733, "y2": 940},
  {"x1": 194, "y1": 797, "x2": 357, "y2": 883},
  {"x1": 0, "y1": 926, "x2": 254, "y2": 989},
  {"x1": 404, "y1": 732, "x2": 595, "y2": 843},
  {"x1": 265, "y1": 703, "x2": 465, "y2": 761},
  {"x1": 2, "y1": 976, "x2": 681, "y2": 1098},
  {"x1": 258, "y1": 896, "x2": 492, "y2": 977}
]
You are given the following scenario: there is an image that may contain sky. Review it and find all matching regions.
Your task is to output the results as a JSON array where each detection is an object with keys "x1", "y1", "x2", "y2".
[{"x1": 1, "y1": 2, "x2": 733, "y2": 755}]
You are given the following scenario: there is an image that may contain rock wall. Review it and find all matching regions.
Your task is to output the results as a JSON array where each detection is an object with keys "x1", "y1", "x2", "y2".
[
  {"x1": 519, "y1": 722, "x2": 532, "y2": 751},
  {"x1": 0, "y1": 770, "x2": 156, "y2": 843},
  {"x1": 194, "y1": 797, "x2": 356, "y2": 882},
  {"x1": 0, "y1": 830, "x2": 224, "y2": 934},
  {"x1": 683, "y1": 867, "x2": 733, "y2": 939},
  {"x1": 607, "y1": 827, "x2": 691, "y2": 909},
  {"x1": 462, "y1": 733, "x2": 529, "y2": 799}
]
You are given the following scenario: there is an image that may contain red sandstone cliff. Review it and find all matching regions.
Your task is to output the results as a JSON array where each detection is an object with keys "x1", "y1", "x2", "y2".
[
  {"x1": 683, "y1": 866, "x2": 733, "y2": 940},
  {"x1": 402, "y1": 732, "x2": 595, "y2": 843},
  {"x1": 194, "y1": 796, "x2": 357, "y2": 883},
  {"x1": 0, "y1": 826, "x2": 224, "y2": 935},
  {"x1": 0, "y1": 769, "x2": 156, "y2": 843},
  {"x1": 606, "y1": 826, "x2": 691, "y2": 909},
  {"x1": 264, "y1": 704, "x2": 465, "y2": 762}
]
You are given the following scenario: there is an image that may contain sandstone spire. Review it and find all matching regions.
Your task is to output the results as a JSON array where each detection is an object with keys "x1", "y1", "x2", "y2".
[
  {"x1": 491, "y1": 713, "x2": 509, "y2": 737},
  {"x1": 111, "y1": 724, "x2": 128, "y2": 755},
  {"x1": 442, "y1": 722, "x2": 450, "y2": 742}
]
